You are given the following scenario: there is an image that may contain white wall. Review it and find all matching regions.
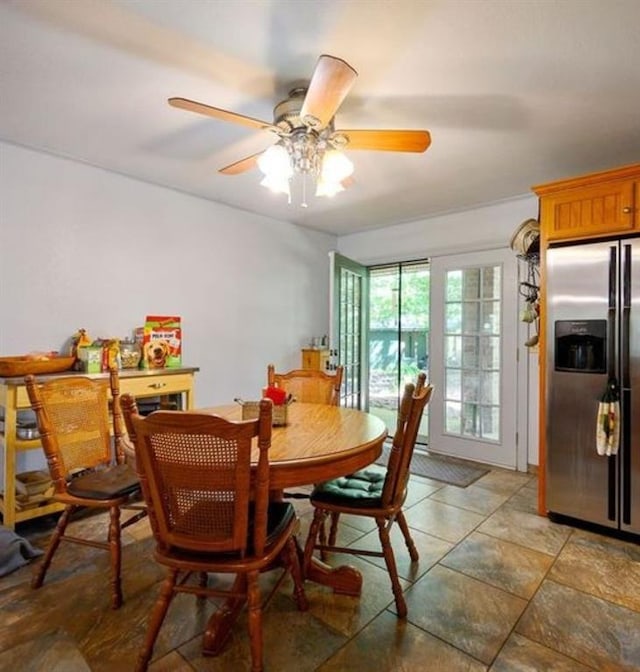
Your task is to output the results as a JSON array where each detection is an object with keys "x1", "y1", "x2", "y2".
[
  {"x1": 338, "y1": 196, "x2": 538, "y2": 263},
  {"x1": 337, "y1": 196, "x2": 541, "y2": 468},
  {"x1": 1, "y1": 142, "x2": 336, "y2": 477}
]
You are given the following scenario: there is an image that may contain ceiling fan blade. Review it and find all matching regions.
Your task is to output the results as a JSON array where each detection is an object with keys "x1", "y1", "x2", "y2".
[
  {"x1": 339, "y1": 129, "x2": 432, "y2": 153},
  {"x1": 299, "y1": 55, "x2": 358, "y2": 129},
  {"x1": 169, "y1": 97, "x2": 277, "y2": 132},
  {"x1": 219, "y1": 152, "x2": 263, "y2": 175}
]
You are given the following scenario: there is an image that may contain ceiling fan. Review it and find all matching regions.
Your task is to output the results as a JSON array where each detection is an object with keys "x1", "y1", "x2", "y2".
[{"x1": 168, "y1": 55, "x2": 431, "y2": 202}]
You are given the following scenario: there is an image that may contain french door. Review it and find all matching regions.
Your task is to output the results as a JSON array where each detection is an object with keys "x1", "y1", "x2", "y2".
[
  {"x1": 429, "y1": 249, "x2": 518, "y2": 468},
  {"x1": 329, "y1": 252, "x2": 368, "y2": 409}
]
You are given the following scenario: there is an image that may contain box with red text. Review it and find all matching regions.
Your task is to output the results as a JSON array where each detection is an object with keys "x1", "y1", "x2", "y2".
[{"x1": 142, "y1": 315, "x2": 182, "y2": 368}]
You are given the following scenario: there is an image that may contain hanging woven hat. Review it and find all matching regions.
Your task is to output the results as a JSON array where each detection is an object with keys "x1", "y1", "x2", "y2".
[{"x1": 510, "y1": 218, "x2": 540, "y2": 256}]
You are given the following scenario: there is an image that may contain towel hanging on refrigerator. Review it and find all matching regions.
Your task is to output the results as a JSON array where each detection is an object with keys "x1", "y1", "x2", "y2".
[{"x1": 596, "y1": 379, "x2": 620, "y2": 456}]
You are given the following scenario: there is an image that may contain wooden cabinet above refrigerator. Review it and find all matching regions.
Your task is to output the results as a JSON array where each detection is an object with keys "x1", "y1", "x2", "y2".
[{"x1": 533, "y1": 163, "x2": 639, "y2": 243}]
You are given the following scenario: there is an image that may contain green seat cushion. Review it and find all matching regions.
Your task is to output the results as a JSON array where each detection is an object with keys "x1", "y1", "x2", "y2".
[{"x1": 311, "y1": 467, "x2": 387, "y2": 508}]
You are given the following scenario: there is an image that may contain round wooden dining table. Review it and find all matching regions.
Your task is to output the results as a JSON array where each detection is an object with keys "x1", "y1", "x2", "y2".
[
  {"x1": 197, "y1": 401, "x2": 388, "y2": 655},
  {"x1": 202, "y1": 401, "x2": 388, "y2": 489}
]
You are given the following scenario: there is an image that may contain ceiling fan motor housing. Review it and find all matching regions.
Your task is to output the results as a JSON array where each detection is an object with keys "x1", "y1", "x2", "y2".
[
  {"x1": 273, "y1": 88, "x2": 307, "y2": 131},
  {"x1": 274, "y1": 88, "x2": 335, "y2": 134}
]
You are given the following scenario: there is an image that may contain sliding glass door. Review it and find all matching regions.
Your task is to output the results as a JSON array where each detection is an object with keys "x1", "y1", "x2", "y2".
[{"x1": 368, "y1": 261, "x2": 430, "y2": 443}]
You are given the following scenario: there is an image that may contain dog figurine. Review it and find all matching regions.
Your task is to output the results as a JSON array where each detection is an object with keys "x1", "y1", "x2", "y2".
[{"x1": 144, "y1": 339, "x2": 170, "y2": 368}]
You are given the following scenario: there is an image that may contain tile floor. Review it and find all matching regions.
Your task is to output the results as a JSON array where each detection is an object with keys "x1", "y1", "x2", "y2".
[{"x1": 2, "y1": 467, "x2": 640, "y2": 671}]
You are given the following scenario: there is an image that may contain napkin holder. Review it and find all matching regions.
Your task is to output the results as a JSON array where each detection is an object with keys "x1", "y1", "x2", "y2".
[{"x1": 234, "y1": 397, "x2": 292, "y2": 427}]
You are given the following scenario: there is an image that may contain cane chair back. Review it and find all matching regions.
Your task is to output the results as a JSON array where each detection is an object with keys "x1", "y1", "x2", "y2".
[
  {"x1": 122, "y1": 396, "x2": 308, "y2": 672},
  {"x1": 30, "y1": 374, "x2": 115, "y2": 486},
  {"x1": 132, "y1": 406, "x2": 270, "y2": 555},
  {"x1": 25, "y1": 369, "x2": 143, "y2": 609},
  {"x1": 267, "y1": 364, "x2": 343, "y2": 406}
]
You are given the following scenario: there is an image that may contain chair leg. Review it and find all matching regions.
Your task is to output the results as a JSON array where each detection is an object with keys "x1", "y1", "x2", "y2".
[
  {"x1": 31, "y1": 504, "x2": 75, "y2": 590},
  {"x1": 108, "y1": 505, "x2": 123, "y2": 609},
  {"x1": 303, "y1": 508, "x2": 325, "y2": 575},
  {"x1": 284, "y1": 537, "x2": 308, "y2": 611},
  {"x1": 396, "y1": 509, "x2": 419, "y2": 562},
  {"x1": 135, "y1": 569, "x2": 178, "y2": 672},
  {"x1": 376, "y1": 518, "x2": 407, "y2": 618},
  {"x1": 328, "y1": 512, "x2": 341, "y2": 546},
  {"x1": 318, "y1": 512, "x2": 328, "y2": 561},
  {"x1": 246, "y1": 570, "x2": 263, "y2": 672}
]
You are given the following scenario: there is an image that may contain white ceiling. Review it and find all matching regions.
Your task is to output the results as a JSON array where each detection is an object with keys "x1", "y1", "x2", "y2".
[{"x1": 1, "y1": 0, "x2": 639, "y2": 236}]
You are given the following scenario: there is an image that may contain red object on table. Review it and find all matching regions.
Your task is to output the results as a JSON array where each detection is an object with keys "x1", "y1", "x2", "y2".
[{"x1": 263, "y1": 385, "x2": 288, "y2": 405}]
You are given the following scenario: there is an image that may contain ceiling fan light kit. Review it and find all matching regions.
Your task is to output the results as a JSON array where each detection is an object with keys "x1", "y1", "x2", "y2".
[
  {"x1": 168, "y1": 54, "x2": 431, "y2": 207},
  {"x1": 257, "y1": 131, "x2": 354, "y2": 206}
]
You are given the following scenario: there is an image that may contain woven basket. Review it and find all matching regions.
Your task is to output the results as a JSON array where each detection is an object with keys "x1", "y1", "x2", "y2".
[{"x1": 241, "y1": 401, "x2": 288, "y2": 426}]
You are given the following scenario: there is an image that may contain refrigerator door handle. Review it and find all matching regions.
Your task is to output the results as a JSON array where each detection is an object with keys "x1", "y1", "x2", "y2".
[
  {"x1": 605, "y1": 244, "x2": 619, "y2": 522},
  {"x1": 607, "y1": 245, "x2": 617, "y2": 380},
  {"x1": 622, "y1": 244, "x2": 631, "y2": 389},
  {"x1": 621, "y1": 243, "x2": 632, "y2": 525}
]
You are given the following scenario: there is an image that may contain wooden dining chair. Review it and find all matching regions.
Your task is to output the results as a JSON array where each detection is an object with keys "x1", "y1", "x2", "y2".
[
  {"x1": 121, "y1": 395, "x2": 308, "y2": 672},
  {"x1": 267, "y1": 364, "x2": 344, "y2": 406},
  {"x1": 25, "y1": 368, "x2": 146, "y2": 609},
  {"x1": 302, "y1": 372, "x2": 433, "y2": 618},
  {"x1": 267, "y1": 363, "x2": 344, "y2": 502}
]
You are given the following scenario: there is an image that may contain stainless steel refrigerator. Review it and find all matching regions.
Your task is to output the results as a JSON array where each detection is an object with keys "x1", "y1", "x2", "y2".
[{"x1": 546, "y1": 235, "x2": 639, "y2": 535}]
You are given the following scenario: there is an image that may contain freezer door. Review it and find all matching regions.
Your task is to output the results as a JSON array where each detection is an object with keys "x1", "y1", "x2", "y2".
[
  {"x1": 546, "y1": 241, "x2": 617, "y2": 528},
  {"x1": 620, "y1": 238, "x2": 640, "y2": 534}
]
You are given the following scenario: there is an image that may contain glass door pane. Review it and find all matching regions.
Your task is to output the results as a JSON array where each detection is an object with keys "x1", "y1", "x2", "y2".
[
  {"x1": 369, "y1": 265, "x2": 400, "y2": 431},
  {"x1": 368, "y1": 261, "x2": 430, "y2": 441},
  {"x1": 401, "y1": 263, "x2": 430, "y2": 442},
  {"x1": 444, "y1": 266, "x2": 501, "y2": 441}
]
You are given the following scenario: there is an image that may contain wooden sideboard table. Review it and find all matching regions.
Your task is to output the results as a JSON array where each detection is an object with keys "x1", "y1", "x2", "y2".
[{"x1": 0, "y1": 366, "x2": 198, "y2": 529}]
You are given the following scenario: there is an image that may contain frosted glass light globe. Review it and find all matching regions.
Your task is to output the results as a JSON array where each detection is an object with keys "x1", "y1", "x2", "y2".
[
  {"x1": 321, "y1": 149, "x2": 353, "y2": 183},
  {"x1": 257, "y1": 144, "x2": 292, "y2": 178}
]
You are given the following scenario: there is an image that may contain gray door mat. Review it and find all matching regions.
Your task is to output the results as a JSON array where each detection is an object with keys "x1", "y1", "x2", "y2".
[{"x1": 377, "y1": 445, "x2": 489, "y2": 488}]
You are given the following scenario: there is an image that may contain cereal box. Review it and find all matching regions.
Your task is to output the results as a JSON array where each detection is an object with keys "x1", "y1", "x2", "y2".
[{"x1": 142, "y1": 316, "x2": 182, "y2": 368}]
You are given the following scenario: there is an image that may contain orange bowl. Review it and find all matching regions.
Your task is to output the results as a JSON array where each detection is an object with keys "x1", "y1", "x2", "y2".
[{"x1": 0, "y1": 355, "x2": 76, "y2": 377}]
